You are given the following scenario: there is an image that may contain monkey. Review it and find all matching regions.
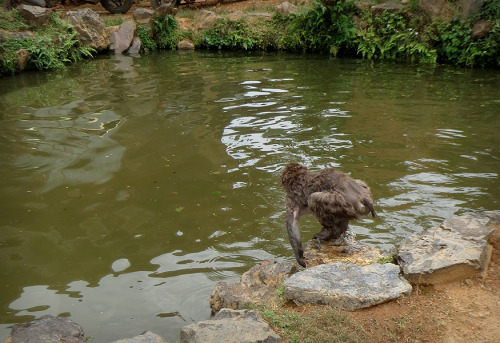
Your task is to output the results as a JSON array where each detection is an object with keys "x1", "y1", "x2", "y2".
[{"x1": 281, "y1": 163, "x2": 376, "y2": 267}]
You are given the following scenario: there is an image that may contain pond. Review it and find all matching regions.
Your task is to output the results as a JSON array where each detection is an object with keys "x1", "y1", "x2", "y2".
[{"x1": 0, "y1": 51, "x2": 499, "y2": 342}]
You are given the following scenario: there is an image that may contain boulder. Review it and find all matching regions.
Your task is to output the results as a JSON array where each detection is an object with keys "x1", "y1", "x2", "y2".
[
  {"x1": 304, "y1": 230, "x2": 386, "y2": 267},
  {"x1": 16, "y1": 4, "x2": 52, "y2": 28},
  {"x1": 156, "y1": 3, "x2": 178, "y2": 17},
  {"x1": 15, "y1": 48, "x2": 29, "y2": 71},
  {"x1": 177, "y1": 39, "x2": 195, "y2": 50},
  {"x1": 127, "y1": 36, "x2": 142, "y2": 54},
  {"x1": 133, "y1": 8, "x2": 155, "y2": 30},
  {"x1": 111, "y1": 331, "x2": 169, "y2": 343},
  {"x1": 370, "y1": 2, "x2": 404, "y2": 14},
  {"x1": 471, "y1": 20, "x2": 493, "y2": 39},
  {"x1": 275, "y1": 2, "x2": 299, "y2": 14},
  {"x1": 284, "y1": 262, "x2": 412, "y2": 310},
  {"x1": 110, "y1": 21, "x2": 136, "y2": 54},
  {"x1": 457, "y1": 0, "x2": 483, "y2": 19},
  {"x1": 6, "y1": 315, "x2": 84, "y2": 343},
  {"x1": 196, "y1": 10, "x2": 219, "y2": 30},
  {"x1": 64, "y1": 8, "x2": 110, "y2": 51},
  {"x1": 180, "y1": 309, "x2": 280, "y2": 343},
  {"x1": 419, "y1": 0, "x2": 447, "y2": 19},
  {"x1": 397, "y1": 212, "x2": 497, "y2": 285},
  {"x1": 210, "y1": 259, "x2": 297, "y2": 315}
]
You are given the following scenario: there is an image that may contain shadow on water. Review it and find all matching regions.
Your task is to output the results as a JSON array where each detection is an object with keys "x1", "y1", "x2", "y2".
[{"x1": 0, "y1": 51, "x2": 499, "y2": 341}]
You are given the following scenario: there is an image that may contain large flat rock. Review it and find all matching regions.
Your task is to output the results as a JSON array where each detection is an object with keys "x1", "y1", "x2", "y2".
[
  {"x1": 397, "y1": 212, "x2": 498, "y2": 285},
  {"x1": 284, "y1": 262, "x2": 412, "y2": 310}
]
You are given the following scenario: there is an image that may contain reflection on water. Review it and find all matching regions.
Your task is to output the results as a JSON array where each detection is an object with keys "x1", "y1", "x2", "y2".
[{"x1": 0, "y1": 52, "x2": 499, "y2": 342}]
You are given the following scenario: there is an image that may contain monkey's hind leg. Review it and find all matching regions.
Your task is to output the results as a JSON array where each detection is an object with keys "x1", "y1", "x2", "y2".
[{"x1": 312, "y1": 220, "x2": 349, "y2": 242}]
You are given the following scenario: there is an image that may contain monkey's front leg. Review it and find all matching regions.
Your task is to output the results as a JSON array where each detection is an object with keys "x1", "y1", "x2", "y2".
[{"x1": 286, "y1": 204, "x2": 306, "y2": 267}]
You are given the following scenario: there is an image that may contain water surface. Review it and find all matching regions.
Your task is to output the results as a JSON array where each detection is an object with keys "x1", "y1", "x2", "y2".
[{"x1": 1, "y1": 52, "x2": 499, "y2": 342}]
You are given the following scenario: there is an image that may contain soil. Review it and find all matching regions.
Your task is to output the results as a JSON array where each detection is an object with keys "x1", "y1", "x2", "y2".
[{"x1": 58, "y1": 1, "x2": 500, "y2": 341}]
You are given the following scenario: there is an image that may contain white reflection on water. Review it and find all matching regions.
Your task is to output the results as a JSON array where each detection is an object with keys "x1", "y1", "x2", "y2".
[{"x1": 10, "y1": 100, "x2": 124, "y2": 192}]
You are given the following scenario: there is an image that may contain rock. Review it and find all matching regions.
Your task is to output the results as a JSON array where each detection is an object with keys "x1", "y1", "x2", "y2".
[
  {"x1": 111, "y1": 331, "x2": 169, "y2": 343},
  {"x1": 7, "y1": 315, "x2": 84, "y2": 343},
  {"x1": 133, "y1": 8, "x2": 155, "y2": 30},
  {"x1": 471, "y1": 20, "x2": 493, "y2": 39},
  {"x1": 275, "y1": 2, "x2": 299, "y2": 14},
  {"x1": 110, "y1": 21, "x2": 136, "y2": 54},
  {"x1": 15, "y1": 48, "x2": 29, "y2": 71},
  {"x1": 210, "y1": 259, "x2": 297, "y2": 315},
  {"x1": 226, "y1": 10, "x2": 246, "y2": 23},
  {"x1": 156, "y1": 3, "x2": 177, "y2": 17},
  {"x1": 419, "y1": 0, "x2": 447, "y2": 19},
  {"x1": 177, "y1": 39, "x2": 195, "y2": 50},
  {"x1": 180, "y1": 309, "x2": 281, "y2": 343},
  {"x1": 246, "y1": 13, "x2": 273, "y2": 21},
  {"x1": 304, "y1": 230, "x2": 386, "y2": 267},
  {"x1": 64, "y1": 8, "x2": 110, "y2": 51},
  {"x1": 370, "y1": 2, "x2": 404, "y2": 14},
  {"x1": 196, "y1": 10, "x2": 219, "y2": 30},
  {"x1": 284, "y1": 262, "x2": 412, "y2": 310},
  {"x1": 16, "y1": 4, "x2": 52, "y2": 28},
  {"x1": 397, "y1": 212, "x2": 496, "y2": 285},
  {"x1": 23, "y1": 0, "x2": 46, "y2": 8},
  {"x1": 457, "y1": 0, "x2": 483, "y2": 19},
  {"x1": 128, "y1": 36, "x2": 142, "y2": 54}
]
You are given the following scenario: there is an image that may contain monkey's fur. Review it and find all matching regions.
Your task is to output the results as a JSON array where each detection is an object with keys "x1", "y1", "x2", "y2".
[{"x1": 281, "y1": 163, "x2": 376, "y2": 267}]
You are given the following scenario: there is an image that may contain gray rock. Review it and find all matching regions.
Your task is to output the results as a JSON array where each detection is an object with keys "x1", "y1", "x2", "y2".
[
  {"x1": 7, "y1": 315, "x2": 84, "y2": 343},
  {"x1": 127, "y1": 36, "x2": 142, "y2": 54},
  {"x1": 471, "y1": 20, "x2": 494, "y2": 39},
  {"x1": 370, "y1": 2, "x2": 404, "y2": 14},
  {"x1": 275, "y1": 2, "x2": 299, "y2": 14},
  {"x1": 177, "y1": 39, "x2": 195, "y2": 50},
  {"x1": 210, "y1": 259, "x2": 297, "y2": 314},
  {"x1": 285, "y1": 262, "x2": 411, "y2": 310},
  {"x1": 156, "y1": 3, "x2": 178, "y2": 17},
  {"x1": 16, "y1": 4, "x2": 52, "y2": 28},
  {"x1": 110, "y1": 21, "x2": 136, "y2": 54},
  {"x1": 180, "y1": 309, "x2": 280, "y2": 343},
  {"x1": 397, "y1": 212, "x2": 496, "y2": 285},
  {"x1": 133, "y1": 8, "x2": 155, "y2": 30},
  {"x1": 457, "y1": 0, "x2": 483, "y2": 19},
  {"x1": 15, "y1": 48, "x2": 29, "y2": 71},
  {"x1": 64, "y1": 8, "x2": 110, "y2": 51},
  {"x1": 196, "y1": 10, "x2": 219, "y2": 30},
  {"x1": 111, "y1": 331, "x2": 169, "y2": 343},
  {"x1": 419, "y1": 0, "x2": 447, "y2": 19}
]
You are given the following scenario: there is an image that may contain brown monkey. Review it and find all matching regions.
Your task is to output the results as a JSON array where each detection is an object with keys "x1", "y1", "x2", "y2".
[{"x1": 281, "y1": 163, "x2": 376, "y2": 267}]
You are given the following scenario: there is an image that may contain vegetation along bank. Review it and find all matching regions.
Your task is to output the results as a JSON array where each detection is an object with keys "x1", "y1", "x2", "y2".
[{"x1": 0, "y1": 0, "x2": 499, "y2": 76}]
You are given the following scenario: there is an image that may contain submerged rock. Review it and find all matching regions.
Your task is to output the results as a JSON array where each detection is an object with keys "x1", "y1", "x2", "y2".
[
  {"x1": 111, "y1": 331, "x2": 169, "y2": 343},
  {"x1": 7, "y1": 315, "x2": 84, "y2": 343},
  {"x1": 180, "y1": 309, "x2": 280, "y2": 343},
  {"x1": 284, "y1": 262, "x2": 412, "y2": 310},
  {"x1": 397, "y1": 212, "x2": 497, "y2": 285}
]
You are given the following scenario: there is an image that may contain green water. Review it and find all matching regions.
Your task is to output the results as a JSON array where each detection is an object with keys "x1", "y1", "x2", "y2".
[{"x1": 1, "y1": 51, "x2": 499, "y2": 342}]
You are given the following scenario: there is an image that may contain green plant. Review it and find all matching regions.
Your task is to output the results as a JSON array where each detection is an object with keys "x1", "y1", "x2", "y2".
[
  {"x1": 137, "y1": 26, "x2": 157, "y2": 51},
  {"x1": 102, "y1": 15, "x2": 125, "y2": 27},
  {"x1": 201, "y1": 19, "x2": 263, "y2": 50},
  {"x1": 0, "y1": 12, "x2": 96, "y2": 75},
  {"x1": 154, "y1": 15, "x2": 180, "y2": 50},
  {"x1": 0, "y1": 9, "x2": 31, "y2": 31}
]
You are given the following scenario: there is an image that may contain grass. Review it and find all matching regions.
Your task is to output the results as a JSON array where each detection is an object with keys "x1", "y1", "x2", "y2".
[{"x1": 260, "y1": 304, "x2": 365, "y2": 343}]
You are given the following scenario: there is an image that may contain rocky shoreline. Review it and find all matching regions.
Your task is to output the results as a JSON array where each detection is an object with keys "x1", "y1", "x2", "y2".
[{"x1": 5, "y1": 210, "x2": 499, "y2": 343}]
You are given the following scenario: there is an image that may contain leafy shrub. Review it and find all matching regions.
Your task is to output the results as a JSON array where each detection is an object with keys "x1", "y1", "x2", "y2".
[
  {"x1": 0, "y1": 12, "x2": 96, "y2": 75},
  {"x1": 201, "y1": 19, "x2": 263, "y2": 50},
  {"x1": 154, "y1": 15, "x2": 181, "y2": 50}
]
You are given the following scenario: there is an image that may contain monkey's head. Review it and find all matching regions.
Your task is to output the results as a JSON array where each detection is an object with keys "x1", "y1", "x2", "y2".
[{"x1": 281, "y1": 163, "x2": 308, "y2": 190}]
